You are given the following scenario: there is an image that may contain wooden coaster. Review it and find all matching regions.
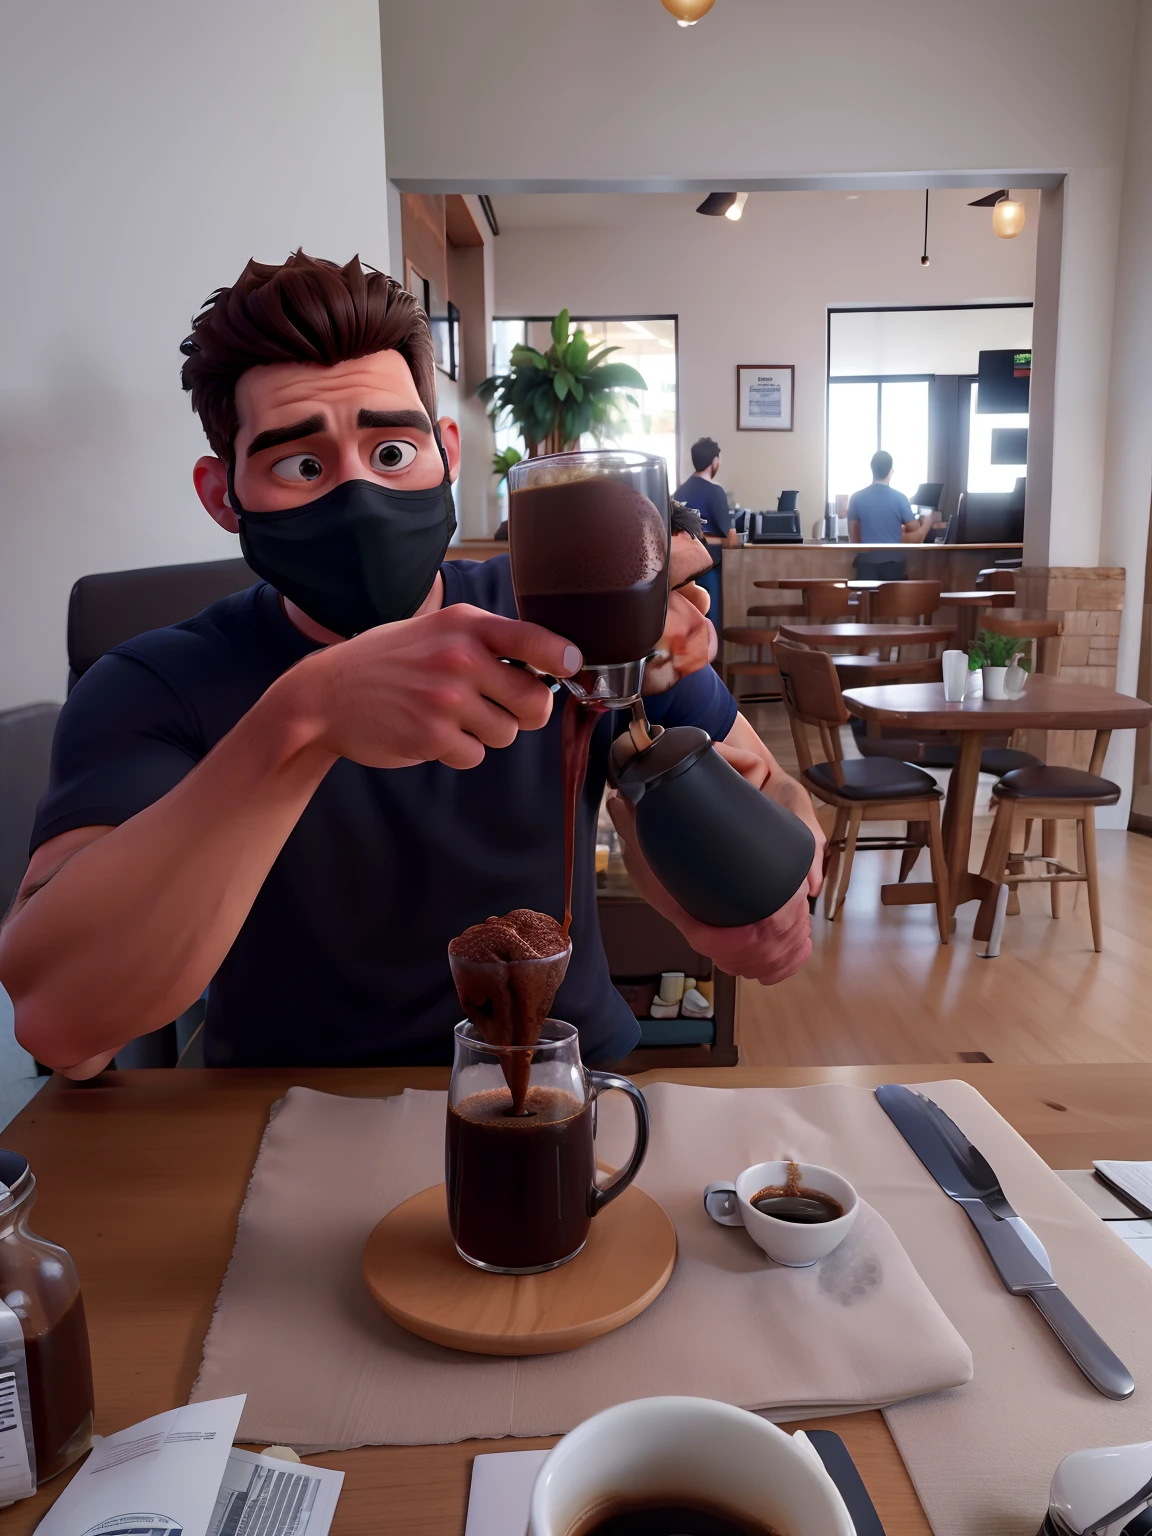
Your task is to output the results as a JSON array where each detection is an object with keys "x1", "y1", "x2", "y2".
[{"x1": 362, "y1": 1182, "x2": 676, "y2": 1356}]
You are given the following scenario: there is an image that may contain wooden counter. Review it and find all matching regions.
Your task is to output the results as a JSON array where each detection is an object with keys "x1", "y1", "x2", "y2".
[{"x1": 723, "y1": 542, "x2": 1022, "y2": 626}]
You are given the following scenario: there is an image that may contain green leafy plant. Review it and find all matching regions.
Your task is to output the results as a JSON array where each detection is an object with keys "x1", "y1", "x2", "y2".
[
  {"x1": 491, "y1": 445, "x2": 522, "y2": 485},
  {"x1": 477, "y1": 310, "x2": 647, "y2": 457},
  {"x1": 968, "y1": 629, "x2": 1031, "y2": 670}
]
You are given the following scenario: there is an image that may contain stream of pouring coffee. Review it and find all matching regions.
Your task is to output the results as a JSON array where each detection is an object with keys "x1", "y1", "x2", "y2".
[{"x1": 561, "y1": 697, "x2": 607, "y2": 935}]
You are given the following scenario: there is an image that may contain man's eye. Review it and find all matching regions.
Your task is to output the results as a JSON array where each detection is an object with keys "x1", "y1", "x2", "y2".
[
  {"x1": 370, "y1": 440, "x2": 418, "y2": 473},
  {"x1": 270, "y1": 454, "x2": 324, "y2": 483}
]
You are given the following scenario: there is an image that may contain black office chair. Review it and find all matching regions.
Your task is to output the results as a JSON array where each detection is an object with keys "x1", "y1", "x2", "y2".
[
  {"x1": 63, "y1": 557, "x2": 258, "y2": 1066},
  {"x1": 68, "y1": 556, "x2": 257, "y2": 689}
]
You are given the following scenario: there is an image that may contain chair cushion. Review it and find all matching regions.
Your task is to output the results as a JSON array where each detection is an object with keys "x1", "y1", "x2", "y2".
[
  {"x1": 994, "y1": 766, "x2": 1121, "y2": 803},
  {"x1": 916, "y1": 745, "x2": 1042, "y2": 775},
  {"x1": 805, "y1": 758, "x2": 940, "y2": 802}
]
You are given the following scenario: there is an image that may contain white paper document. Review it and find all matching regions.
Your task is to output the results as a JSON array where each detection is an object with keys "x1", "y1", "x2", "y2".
[
  {"x1": 464, "y1": 1450, "x2": 548, "y2": 1536},
  {"x1": 1095, "y1": 1160, "x2": 1152, "y2": 1216},
  {"x1": 1107, "y1": 1218, "x2": 1152, "y2": 1270},
  {"x1": 34, "y1": 1396, "x2": 342, "y2": 1536}
]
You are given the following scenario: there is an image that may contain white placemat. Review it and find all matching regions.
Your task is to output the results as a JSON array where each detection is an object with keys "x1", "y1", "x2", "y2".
[{"x1": 191, "y1": 1081, "x2": 972, "y2": 1447}]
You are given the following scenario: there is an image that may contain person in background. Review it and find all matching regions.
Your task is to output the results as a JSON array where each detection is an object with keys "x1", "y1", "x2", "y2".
[
  {"x1": 673, "y1": 436, "x2": 739, "y2": 618},
  {"x1": 847, "y1": 450, "x2": 931, "y2": 581}
]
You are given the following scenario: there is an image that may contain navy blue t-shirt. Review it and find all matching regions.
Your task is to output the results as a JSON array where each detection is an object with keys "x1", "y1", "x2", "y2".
[
  {"x1": 33, "y1": 556, "x2": 737, "y2": 1069},
  {"x1": 672, "y1": 476, "x2": 732, "y2": 541}
]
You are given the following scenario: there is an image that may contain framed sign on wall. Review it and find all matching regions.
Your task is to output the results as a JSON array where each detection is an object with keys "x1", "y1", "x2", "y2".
[{"x1": 737, "y1": 365, "x2": 794, "y2": 431}]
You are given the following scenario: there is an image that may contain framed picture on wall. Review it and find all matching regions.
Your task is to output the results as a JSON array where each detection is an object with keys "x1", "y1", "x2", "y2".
[{"x1": 737, "y1": 365, "x2": 794, "y2": 431}]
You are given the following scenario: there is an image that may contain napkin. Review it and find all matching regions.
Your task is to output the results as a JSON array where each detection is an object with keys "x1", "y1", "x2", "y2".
[{"x1": 191, "y1": 1081, "x2": 972, "y2": 1448}]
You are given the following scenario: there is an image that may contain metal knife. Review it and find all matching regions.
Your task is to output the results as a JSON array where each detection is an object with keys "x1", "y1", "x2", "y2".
[{"x1": 876, "y1": 1083, "x2": 1135, "y2": 1400}]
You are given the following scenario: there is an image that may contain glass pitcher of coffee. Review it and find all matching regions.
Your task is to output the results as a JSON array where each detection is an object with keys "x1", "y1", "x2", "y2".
[
  {"x1": 446, "y1": 1020, "x2": 649, "y2": 1274},
  {"x1": 507, "y1": 449, "x2": 670, "y2": 707}
]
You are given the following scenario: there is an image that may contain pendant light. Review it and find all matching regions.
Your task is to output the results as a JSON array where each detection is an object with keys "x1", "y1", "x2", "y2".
[
  {"x1": 661, "y1": 0, "x2": 716, "y2": 23},
  {"x1": 992, "y1": 195, "x2": 1026, "y2": 239},
  {"x1": 920, "y1": 189, "x2": 930, "y2": 266},
  {"x1": 968, "y1": 188, "x2": 1027, "y2": 240},
  {"x1": 696, "y1": 192, "x2": 737, "y2": 217}
]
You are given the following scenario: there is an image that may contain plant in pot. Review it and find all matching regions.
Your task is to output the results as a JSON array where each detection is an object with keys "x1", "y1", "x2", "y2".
[
  {"x1": 969, "y1": 629, "x2": 1031, "y2": 700},
  {"x1": 477, "y1": 310, "x2": 647, "y2": 456}
]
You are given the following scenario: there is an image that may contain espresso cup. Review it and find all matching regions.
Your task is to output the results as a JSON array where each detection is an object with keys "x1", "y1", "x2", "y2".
[
  {"x1": 528, "y1": 1396, "x2": 854, "y2": 1536},
  {"x1": 704, "y1": 1161, "x2": 858, "y2": 1267}
]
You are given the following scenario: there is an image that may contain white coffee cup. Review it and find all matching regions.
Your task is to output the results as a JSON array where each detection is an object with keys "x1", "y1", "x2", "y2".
[
  {"x1": 528, "y1": 1396, "x2": 854, "y2": 1536},
  {"x1": 941, "y1": 649, "x2": 969, "y2": 703},
  {"x1": 704, "y1": 1161, "x2": 858, "y2": 1268}
]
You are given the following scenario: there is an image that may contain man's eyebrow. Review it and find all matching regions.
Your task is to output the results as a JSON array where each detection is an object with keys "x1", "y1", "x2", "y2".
[
  {"x1": 246, "y1": 414, "x2": 328, "y2": 457},
  {"x1": 357, "y1": 408, "x2": 433, "y2": 433}
]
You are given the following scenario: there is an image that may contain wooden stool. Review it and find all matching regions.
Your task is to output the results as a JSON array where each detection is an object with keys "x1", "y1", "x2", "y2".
[
  {"x1": 721, "y1": 625, "x2": 780, "y2": 702},
  {"x1": 976, "y1": 766, "x2": 1121, "y2": 951}
]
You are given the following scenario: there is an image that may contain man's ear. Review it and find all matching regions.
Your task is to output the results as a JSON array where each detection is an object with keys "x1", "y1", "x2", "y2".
[
  {"x1": 194, "y1": 456, "x2": 239, "y2": 534},
  {"x1": 437, "y1": 417, "x2": 462, "y2": 483}
]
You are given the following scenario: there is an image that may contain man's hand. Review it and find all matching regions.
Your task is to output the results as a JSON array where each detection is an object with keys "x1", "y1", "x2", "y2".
[
  {"x1": 606, "y1": 794, "x2": 812, "y2": 986},
  {"x1": 719, "y1": 715, "x2": 825, "y2": 897},
  {"x1": 283, "y1": 604, "x2": 580, "y2": 771},
  {"x1": 643, "y1": 530, "x2": 717, "y2": 695}
]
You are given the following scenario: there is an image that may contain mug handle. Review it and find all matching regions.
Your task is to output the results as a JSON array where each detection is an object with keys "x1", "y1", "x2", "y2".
[
  {"x1": 587, "y1": 1070, "x2": 650, "y2": 1216},
  {"x1": 1004, "y1": 659, "x2": 1029, "y2": 697},
  {"x1": 703, "y1": 1181, "x2": 743, "y2": 1226}
]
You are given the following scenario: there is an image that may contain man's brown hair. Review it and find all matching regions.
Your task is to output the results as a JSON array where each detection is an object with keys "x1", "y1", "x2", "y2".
[{"x1": 180, "y1": 251, "x2": 437, "y2": 459}]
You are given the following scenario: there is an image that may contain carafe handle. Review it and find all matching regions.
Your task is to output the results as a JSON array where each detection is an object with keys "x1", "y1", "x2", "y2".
[{"x1": 587, "y1": 1071, "x2": 650, "y2": 1215}]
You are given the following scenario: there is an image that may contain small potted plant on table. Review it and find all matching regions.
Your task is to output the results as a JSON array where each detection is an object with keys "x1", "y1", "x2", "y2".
[{"x1": 969, "y1": 629, "x2": 1030, "y2": 699}]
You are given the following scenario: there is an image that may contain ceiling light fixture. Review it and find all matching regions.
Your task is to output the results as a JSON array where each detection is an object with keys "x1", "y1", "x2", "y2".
[
  {"x1": 920, "y1": 189, "x2": 930, "y2": 266},
  {"x1": 725, "y1": 192, "x2": 749, "y2": 222},
  {"x1": 696, "y1": 192, "x2": 737, "y2": 217},
  {"x1": 661, "y1": 0, "x2": 716, "y2": 22},
  {"x1": 968, "y1": 188, "x2": 1027, "y2": 240}
]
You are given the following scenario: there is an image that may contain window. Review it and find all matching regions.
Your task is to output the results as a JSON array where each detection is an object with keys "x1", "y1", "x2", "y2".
[
  {"x1": 827, "y1": 378, "x2": 930, "y2": 503},
  {"x1": 491, "y1": 316, "x2": 678, "y2": 486}
]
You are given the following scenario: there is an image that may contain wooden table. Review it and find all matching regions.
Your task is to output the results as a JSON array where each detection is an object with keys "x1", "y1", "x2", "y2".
[
  {"x1": 777, "y1": 621, "x2": 955, "y2": 650},
  {"x1": 6, "y1": 1063, "x2": 1152, "y2": 1536},
  {"x1": 842, "y1": 677, "x2": 1152, "y2": 921},
  {"x1": 939, "y1": 589, "x2": 1015, "y2": 649}
]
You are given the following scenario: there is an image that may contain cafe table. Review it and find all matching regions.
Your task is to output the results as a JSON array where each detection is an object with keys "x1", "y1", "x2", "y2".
[
  {"x1": 776, "y1": 621, "x2": 955, "y2": 651},
  {"x1": 842, "y1": 676, "x2": 1152, "y2": 923},
  {"x1": 5, "y1": 1062, "x2": 1152, "y2": 1536},
  {"x1": 938, "y1": 589, "x2": 1015, "y2": 650}
]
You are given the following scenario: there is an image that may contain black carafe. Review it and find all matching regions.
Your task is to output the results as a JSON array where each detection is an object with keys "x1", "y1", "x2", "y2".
[{"x1": 609, "y1": 725, "x2": 815, "y2": 927}]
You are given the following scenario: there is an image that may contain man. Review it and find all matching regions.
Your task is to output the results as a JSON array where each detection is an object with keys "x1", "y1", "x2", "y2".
[
  {"x1": 847, "y1": 450, "x2": 931, "y2": 581},
  {"x1": 673, "y1": 437, "x2": 738, "y2": 616},
  {"x1": 0, "y1": 252, "x2": 821, "y2": 1078}
]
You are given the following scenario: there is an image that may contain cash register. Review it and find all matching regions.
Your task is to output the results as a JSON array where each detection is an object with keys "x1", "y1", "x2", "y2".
[{"x1": 747, "y1": 508, "x2": 803, "y2": 544}]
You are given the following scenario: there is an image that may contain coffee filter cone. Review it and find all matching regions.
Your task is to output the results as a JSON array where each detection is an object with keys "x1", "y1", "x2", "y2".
[{"x1": 448, "y1": 946, "x2": 571, "y2": 1052}]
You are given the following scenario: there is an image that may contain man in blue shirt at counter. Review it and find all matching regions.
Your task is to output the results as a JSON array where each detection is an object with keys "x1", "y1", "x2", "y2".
[
  {"x1": 673, "y1": 437, "x2": 738, "y2": 616},
  {"x1": 847, "y1": 450, "x2": 930, "y2": 580}
]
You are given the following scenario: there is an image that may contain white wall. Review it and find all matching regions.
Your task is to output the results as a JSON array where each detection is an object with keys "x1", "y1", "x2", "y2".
[
  {"x1": 493, "y1": 190, "x2": 1038, "y2": 515},
  {"x1": 0, "y1": 0, "x2": 390, "y2": 708},
  {"x1": 830, "y1": 306, "x2": 1033, "y2": 378},
  {"x1": 381, "y1": 0, "x2": 1133, "y2": 190}
]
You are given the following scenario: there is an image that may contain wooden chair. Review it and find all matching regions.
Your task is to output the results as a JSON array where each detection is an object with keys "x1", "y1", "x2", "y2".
[
  {"x1": 774, "y1": 640, "x2": 949, "y2": 941},
  {"x1": 979, "y1": 614, "x2": 1064, "y2": 675},
  {"x1": 803, "y1": 584, "x2": 853, "y2": 620},
  {"x1": 976, "y1": 568, "x2": 1018, "y2": 590},
  {"x1": 721, "y1": 626, "x2": 780, "y2": 702},
  {"x1": 870, "y1": 580, "x2": 942, "y2": 623},
  {"x1": 977, "y1": 765, "x2": 1121, "y2": 951}
]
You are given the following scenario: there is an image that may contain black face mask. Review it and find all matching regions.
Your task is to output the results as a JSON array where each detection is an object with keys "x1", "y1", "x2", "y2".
[{"x1": 227, "y1": 432, "x2": 457, "y2": 638}]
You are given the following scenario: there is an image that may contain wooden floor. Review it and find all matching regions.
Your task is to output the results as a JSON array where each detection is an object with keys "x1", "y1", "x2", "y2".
[{"x1": 736, "y1": 697, "x2": 1152, "y2": 1068}]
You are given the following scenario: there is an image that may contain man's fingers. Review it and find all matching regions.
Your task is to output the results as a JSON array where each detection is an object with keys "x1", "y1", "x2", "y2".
[
  {"x1": 474, "y1": 653, "x2": 558, "y2": 728},
  {"x1": 713, "y1": 740, "x2": 770, "y2": 788},
  {"x1": 462, "y1": 608, "x2": 582, "y2": 678}
]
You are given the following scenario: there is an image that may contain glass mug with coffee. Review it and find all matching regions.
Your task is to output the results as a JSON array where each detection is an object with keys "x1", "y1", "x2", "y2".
[
  {"x1": 446, "y1": 1020, "x2": 650, "y2": 1274},
  {"x1": 507, "y1": 449, "x2": 670, "y2": 708}
]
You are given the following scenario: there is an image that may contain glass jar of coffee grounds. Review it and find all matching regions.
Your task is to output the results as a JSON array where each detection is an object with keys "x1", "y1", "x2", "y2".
[{"x1": 0, "y1": 1149, "x2": 94, "y2": 1483}]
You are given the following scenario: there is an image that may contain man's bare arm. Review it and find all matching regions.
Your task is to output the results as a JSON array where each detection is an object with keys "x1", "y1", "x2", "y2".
[
  {"x1": 848, "y1": 519, "x2": 862, "y2": 544},
  {"x1": 0, "y1": 606, "x2": 577, "y2": 1076},
  {"x1": 902, "y1": 514, "x2": 932, "y2": 543}
]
